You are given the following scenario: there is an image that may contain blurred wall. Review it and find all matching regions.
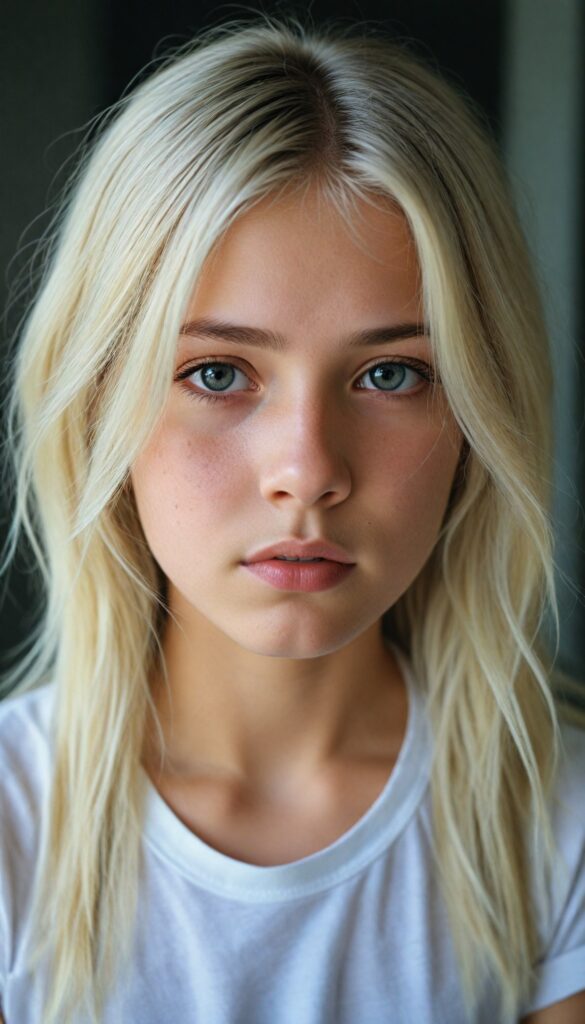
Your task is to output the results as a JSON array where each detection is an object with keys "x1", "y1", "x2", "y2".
[
  {"x1": 0, "y1": 0, "x2": 106, "y2": 660},
  {"x1": 503, "y1": 0, "x2": 584, "y2": 678}
]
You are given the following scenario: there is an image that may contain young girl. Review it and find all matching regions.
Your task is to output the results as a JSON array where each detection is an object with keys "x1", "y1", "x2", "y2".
[{"x1": 0, "y1": 13, "x2": 583, "y2": 1024}]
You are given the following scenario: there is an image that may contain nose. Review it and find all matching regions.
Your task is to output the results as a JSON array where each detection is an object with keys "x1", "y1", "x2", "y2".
[{"x1": 257, "y1": 391, "x2": 352, "y2": 509}]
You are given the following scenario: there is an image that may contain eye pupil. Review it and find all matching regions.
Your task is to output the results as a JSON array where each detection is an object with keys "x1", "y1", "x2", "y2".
[
  {"x1": 371, "y1": 364, "x2": 406, "y2": 390},
  {"x1": 202, "y1": 364, "x2": 235, "y2": 391}
]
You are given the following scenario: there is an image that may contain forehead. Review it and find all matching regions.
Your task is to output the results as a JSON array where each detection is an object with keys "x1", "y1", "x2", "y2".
[{"x1": 187, "y1": 187, "x2": 423, "y2": 330}]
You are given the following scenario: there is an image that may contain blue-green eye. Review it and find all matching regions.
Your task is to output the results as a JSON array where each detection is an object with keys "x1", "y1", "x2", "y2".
[
  {"x1": 176, "y1": 357, "x2": 435, "y2": 404},
  {"x1": 356, "y1": 361, "x2": 432, "y2": 393},
  {"x1": 196, "y1": 363, "x2": 243, "y2": 393}
]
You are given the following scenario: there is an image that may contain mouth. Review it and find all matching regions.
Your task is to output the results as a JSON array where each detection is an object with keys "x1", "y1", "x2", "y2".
[
  {"x1": 241, "y1": 557, "x2": 355, "y2": 592},
  {"x1": 244, "y1": 539, "x2": 354, "y2": 565}
]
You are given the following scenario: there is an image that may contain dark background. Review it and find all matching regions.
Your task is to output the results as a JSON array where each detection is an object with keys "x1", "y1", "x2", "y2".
[{"x1": 1, "y1": 0, "x2": 583, "y2": 683}]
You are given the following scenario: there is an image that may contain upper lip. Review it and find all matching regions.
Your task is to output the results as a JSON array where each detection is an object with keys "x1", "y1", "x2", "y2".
[{"x1": 244, "y1": 539, "x2": 355, "y2": 565}]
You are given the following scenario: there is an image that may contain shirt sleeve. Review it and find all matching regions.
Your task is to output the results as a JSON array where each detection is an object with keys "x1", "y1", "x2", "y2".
[
  {"x1": 0, "y1": 772, "x2": 11, "y2": 1010},
  {"x1": 0, "y1": 899, "x2": 6, "y2": 1013},
  {"x1": 519, "y1": 721, "x2": 585, "y2": 1014}
]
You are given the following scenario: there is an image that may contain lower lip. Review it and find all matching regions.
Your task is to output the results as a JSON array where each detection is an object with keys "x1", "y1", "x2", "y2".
[{"x1": 242, "y1": 559, "x2": 355, "y2": 592}]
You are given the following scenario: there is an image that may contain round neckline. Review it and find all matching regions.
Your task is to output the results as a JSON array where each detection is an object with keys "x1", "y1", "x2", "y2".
[{"x1": 141, "y1": 639, "x2": 431, "y2": 902}]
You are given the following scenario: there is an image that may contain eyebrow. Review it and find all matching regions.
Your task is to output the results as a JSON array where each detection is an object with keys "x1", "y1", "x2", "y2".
[{"x1": 179, "y1": 316, "x2": 429, "y2": 351}]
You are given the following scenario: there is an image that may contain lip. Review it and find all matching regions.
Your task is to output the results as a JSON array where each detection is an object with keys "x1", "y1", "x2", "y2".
[
  {"x1": 242, "y1": 559, "x2": 355, "y2": 592},
  {"x1": 243, "y1": 539, "x2": 355, "y2": 565}
]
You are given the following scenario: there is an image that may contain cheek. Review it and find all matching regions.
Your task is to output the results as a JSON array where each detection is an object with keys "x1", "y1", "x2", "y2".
[
  {"x1": 370, "y1": 411, "x2": 459, "y2": 487},
  {"x1": 367, "y1": 417, "x2": 461, "y2": 546},
  {"x1": 130, "y1": 421, "x2": 246, "y2": 562}
]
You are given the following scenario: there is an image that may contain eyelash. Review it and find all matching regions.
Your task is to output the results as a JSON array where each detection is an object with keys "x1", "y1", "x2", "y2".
[{"x1": 175, "y1": 357, "x2": 436, "y2": 404}]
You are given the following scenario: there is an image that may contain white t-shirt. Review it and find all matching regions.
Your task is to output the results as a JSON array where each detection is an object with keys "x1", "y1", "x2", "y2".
[{"x1": 1, "y1": 642, "x2": 584, "y2": 1023}]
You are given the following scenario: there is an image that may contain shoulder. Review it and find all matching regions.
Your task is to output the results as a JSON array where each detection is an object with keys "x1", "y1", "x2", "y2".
[
  {"x1": 554, "y1": 718, "x2": 585, "y2": 801},
  {"x1": 548, "y1": 719, "x2": 585, "y2": 871},
  {"x1": 549, "y1": 716, "x2": 585, "y2": 909},
  {"x1": 0, "y1": 682, "x2": 56, "y2": 802},
  {"x1": 0, "y1": 683, "x2": 56, "y2": 983},
  {"x1": 547, "y1": 718, "x2": 585, "y2": 893},
  {"x1": 521, "y1": 719, "x2": 585, "y2": 1017},
  {"x1": 0, "y1": 679, "x2": 56, "y2": 732},
  {"x1": 0, "y1": 681, "x2": 56, "y2": 858}
]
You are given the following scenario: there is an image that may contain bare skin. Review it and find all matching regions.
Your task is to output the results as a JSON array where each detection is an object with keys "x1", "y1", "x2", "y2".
[
  {"x1": 132, "y1": 183, "x2": 463, "y2": 864},
  {"x1": 142, "y1": 653, "x2": 409, "y2": 865}
]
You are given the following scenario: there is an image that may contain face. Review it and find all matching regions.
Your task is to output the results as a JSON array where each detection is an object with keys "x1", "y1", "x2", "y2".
[{"x1": 130, "y1": 185, "x2": 463, "y2": 659}]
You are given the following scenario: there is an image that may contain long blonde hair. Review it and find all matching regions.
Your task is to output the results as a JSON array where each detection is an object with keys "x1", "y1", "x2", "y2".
[{"x1": 1, "y1": 12, "x2": 584, "y2": 1023}]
